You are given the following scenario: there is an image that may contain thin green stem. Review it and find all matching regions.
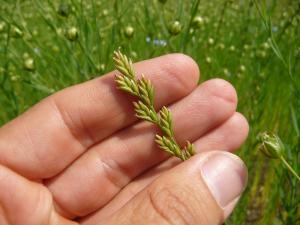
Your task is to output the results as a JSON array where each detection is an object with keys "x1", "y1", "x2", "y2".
[{"x1": 280, "y1": 156, "x2": 300, "y2": 182}]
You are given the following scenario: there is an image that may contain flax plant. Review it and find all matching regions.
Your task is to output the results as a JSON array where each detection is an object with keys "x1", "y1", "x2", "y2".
[
  {"x1": 258, "y1": 132, "x2": 300, "y2": 182},
  {"x1": 113, "y1": 50, "x2": 195, "y2": 161}
]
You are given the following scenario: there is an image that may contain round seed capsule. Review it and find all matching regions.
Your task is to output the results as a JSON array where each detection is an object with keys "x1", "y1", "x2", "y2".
[
  {"x1": 0, "y1": 67, "x2": 4, "y2": 75},
  {"x1": 22, "y1": 52, "x2": 30, "y2": 59},
  {"x1": 192, "y1": 16, "x2": 204, "y2": 28},
  {"x1": 52, "y1": 45, "x2": 60, "y2": 53},
  {"x1": 65, "y1": 27, "x2": 79, "y2": 41},
  {"x1": 102, "y1": 9, "x2": 108, "y2": 16},
  {"x1": 239, "y1": 65, "x2": 246, "y2": 73},
  {"x1": 206, "y1": 57, "x2": 212, "y2": 64},
  {"x1": 11, "y1": 26, "x2": 23, "y2": 38},
  {"x1": 24, "y1": 58, "x2": 35, "y2": 71},
  {"x1": 124, "y1": 26, "x2": 134, "y2": 39},
  {"x1": 208, "y1": 38, "x2": 214, "y2": 45},
  {"x1": 229, "y1": 45, "x2": 236, "y2": 52},
  {"x1": 0, "y1": 21, "x2": 6, "y2": 33},
  {"x1": 168, "y1": 21, "x2": 182, "y2": 36},
  {"x1": 258, "y1": 132, "x2": 284, "y2": 159},
  {"x1": 58, "y1": 3, "x2": 70, "y2": 17},
  {"x1": 96, "y1": 63, "x2": 105, "y2": 73}
]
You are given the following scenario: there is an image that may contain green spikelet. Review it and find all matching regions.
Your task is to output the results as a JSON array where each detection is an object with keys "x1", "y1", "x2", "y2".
[{"x1": 113, "y1": 50, "x2": 196, "y2": 161}]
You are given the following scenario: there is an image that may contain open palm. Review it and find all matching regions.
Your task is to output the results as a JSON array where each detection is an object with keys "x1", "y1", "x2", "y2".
[{"x1": 0, "y1": 54, "x2": 248, "y2": 225}]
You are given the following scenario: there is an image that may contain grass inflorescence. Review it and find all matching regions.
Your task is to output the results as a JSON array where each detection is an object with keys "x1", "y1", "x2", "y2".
[
  {"x1": 0, "y1": 0, "x2": 299, "y2": 224},
  {"x1": 113, "y1": 50, "x2": 195, "y2": 161}
]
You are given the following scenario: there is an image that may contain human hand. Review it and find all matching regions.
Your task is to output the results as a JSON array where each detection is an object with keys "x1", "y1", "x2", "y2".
[{"x1": 0, "y1": 54, "x2": 248, "y2": 225}]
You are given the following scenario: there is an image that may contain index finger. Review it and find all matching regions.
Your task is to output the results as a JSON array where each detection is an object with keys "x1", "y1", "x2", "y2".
[{"x1": 0, "y1": 53, "x2": 199, "y2": 179}]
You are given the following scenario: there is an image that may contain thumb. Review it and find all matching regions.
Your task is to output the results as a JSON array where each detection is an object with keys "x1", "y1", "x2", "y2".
[{"x1": 103, "y1": 151, "x2": 247, "y2": 225}]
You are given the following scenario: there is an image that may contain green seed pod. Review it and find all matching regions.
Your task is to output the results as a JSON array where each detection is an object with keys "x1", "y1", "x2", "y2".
[
  {"x1": 32, "y1": 29, "x2": 38, "y2": 36},
  {"x1": 262, "y1": 42, "x2": 270, "y2": 50},
  {"x1": 24, "y1": 58, "x2": 35, "y2": 71},
  {"x1": 0, "y1": 21, "x2": 6, "y2": 33},
  {"x1": 65, "y1": 27, "x2": 79, "y2": 41},
  {"x1": 257, "y1": 50, "x2": 267, "y2": 58},
  {"x1": 239, "y1": 65, "x2": 246, "y2": 73},
  {"x1": 130, "y1": 51, "x2": 138, "y2": 59},
  {"x1": 229, "y1": 45, "x2": 236, "y2": 52},
  {"x1": 192, "y1": 16, "x2": 204, "y2": 29},
  {"x1": 10, "y1": 74, "x2": 20, "y2": 82},
  {"x1": 0, "y1": 67, "x2": 4, "y2": 75},
  {"x1": 168, "y1": 21, "x2": 182, "y2": 36},
  {"x1": 22, "y1": 52, "x2": 30, "y2": 59},
  {"x1": 11, "y1": 26, "x2": 23, "y2": 38},
  {"x1": 243, "y1": 44, "x2": 250, "y2": 51},
  {"x1": 124, "y1": 26, "x2": 134, "y2": 39},
  {"x1": 205, "y1": 57, "x2": 212, "y2": 64},
  {"x1": 258, "y1": 132, "x2": 284, "y2": 159},
  {"x1": 96, "y1": 63, "x2": 105, "y2": 73},
  {"x1": 218, "y1": 43, "x2": 225, "y2": 50},
  {"x1": 58, "y1": 3, "x2": 70, "y2": 17},
  {"x1": 223, "y1": 68, "x2": 230, "y2": 76},
  {"x1": 208, "y1": 38, "x2": 214, "y2": 45},
  {"x1": 102, "y1": 9, "x2": 108, "y2": 17},
  {"x1": 52, "y1": 45, "x2": 60, "y2": 53}
]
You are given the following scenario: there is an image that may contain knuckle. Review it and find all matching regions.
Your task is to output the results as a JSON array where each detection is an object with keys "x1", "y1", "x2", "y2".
[
  {"x1": 147, "y1": 184, "x2": 197, "y2": 225},
  {"x1": 162, "y1": 53, "x2": 199, "y2": 92},
  {"x1": 204, "y1": 78, "x2": 238, "y2": 105}
]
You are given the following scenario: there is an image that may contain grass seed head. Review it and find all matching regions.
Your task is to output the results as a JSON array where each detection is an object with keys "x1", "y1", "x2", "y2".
[{"x1": 114, "y1": 50, "x2": 195, "y2": 161}]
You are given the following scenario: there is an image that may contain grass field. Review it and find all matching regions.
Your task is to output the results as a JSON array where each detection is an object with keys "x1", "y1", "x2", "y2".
[{"x1": 0, "y1": 0, "x2": 299, "y2": 224}]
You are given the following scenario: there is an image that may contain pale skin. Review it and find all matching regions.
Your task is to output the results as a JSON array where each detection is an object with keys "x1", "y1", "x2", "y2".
[{"x1": 0, "y1": 54, "x2": 249, "y2": 225}]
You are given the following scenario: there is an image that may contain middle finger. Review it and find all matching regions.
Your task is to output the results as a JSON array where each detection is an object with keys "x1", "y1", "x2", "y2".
[{"x1": 46, "y1": 79, "x2": 237, "y2": 218}]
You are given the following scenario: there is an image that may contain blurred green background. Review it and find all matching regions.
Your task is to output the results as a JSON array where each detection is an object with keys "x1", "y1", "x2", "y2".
[{"x1": 0, "y1": 0, "x2": 299, "y2": 224}]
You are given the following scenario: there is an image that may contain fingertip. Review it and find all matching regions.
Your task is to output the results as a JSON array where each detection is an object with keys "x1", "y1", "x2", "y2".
[
  {"x1": 230, "y1": 112, "x2": 249, "y2": 145},
  {"x1": 202, "y1": 79, "x2": 238, "y2": 106},
  {"x1": 223, "y1": 196, "x2": 240, "y2": 219}
]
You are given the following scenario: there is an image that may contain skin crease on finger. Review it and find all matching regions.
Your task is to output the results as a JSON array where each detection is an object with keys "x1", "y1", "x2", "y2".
[
  {"x1": 0, "y1": 53, "x2": 199, "y2": 180},
  {"x1": 0, "y1": 53, "x2": 201, "y2": 224},
  {"x1": 91, "y1": 153, "x2": 242, "y2": 225},
  {"x1": 0, "y1": 55, "x2": 250, "y2": 225},
  {"x1": 46, "y1": 78, "x2": 239, "y2": 218},
  {"x1": 80, "y1": 112, "x2": 249, "y2": 224}
]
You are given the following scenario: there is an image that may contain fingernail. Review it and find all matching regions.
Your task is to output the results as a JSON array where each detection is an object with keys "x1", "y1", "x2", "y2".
[{"x1": 200, "y1": 152, "x2": 248, "y2": 208}]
